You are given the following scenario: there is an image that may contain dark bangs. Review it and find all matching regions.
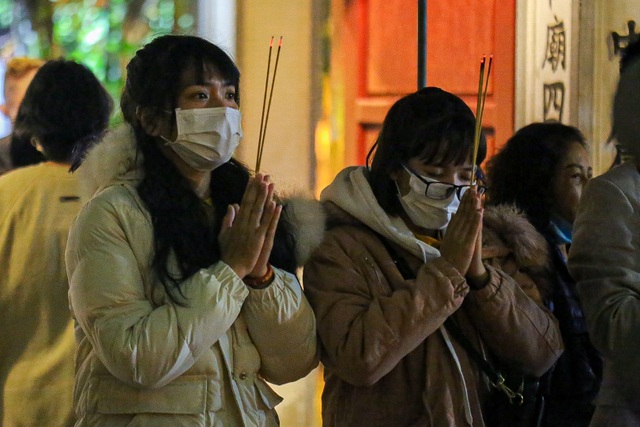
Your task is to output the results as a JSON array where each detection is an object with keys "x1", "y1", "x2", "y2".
[
  {"x1": 124, "y1": 35, "x2": 240, "y2": 115},
  {"x1": 368, "y1": 87, "x2": 485, "y2": 216},
  {"x1": 185, "y1": 46, "x2": 240, "y2": 106},
  {"x1": 414, "y1": 113, "x2": 481, "y2": 166}
]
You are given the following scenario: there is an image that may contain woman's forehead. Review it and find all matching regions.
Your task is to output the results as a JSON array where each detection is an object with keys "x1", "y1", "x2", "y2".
[
  {"x1": 178, "y1": 61, "x2": 227, "y2": 86},
  {"x1": 415, "y1": 142, "x2": 473, "y2": 166}
]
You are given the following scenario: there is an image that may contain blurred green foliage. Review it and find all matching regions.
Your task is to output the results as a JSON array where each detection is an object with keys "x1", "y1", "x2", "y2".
[{"x1": 2, "y1": 0, "x2": 197, "y2": 124}]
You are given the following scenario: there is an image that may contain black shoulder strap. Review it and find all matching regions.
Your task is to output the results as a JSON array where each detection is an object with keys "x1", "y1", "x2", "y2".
[{"x1": 375, "y1": 232, "x2": 524, "y2": 404}]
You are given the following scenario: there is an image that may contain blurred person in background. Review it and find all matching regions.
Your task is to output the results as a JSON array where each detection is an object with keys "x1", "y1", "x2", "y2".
[
  {"x1": 568, "y1": 51, "x2": 640, "y2": 427},
  {"x1": 0, "y1": 56, "x2": 44, "y2": 174},
  {"x1": 0, "y1": 58, "x2": 113, "y2": 426},
  {"x1": 486, "y1": 122, "x2": 601, "y2": 426}
]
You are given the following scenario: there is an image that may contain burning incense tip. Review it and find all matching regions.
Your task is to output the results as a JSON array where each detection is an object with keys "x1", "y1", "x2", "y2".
[
  {"x1": 270, "y1": 36, "x2": 274, "y2": 47},
  {"x1": 278, "y1": 36, "x2": 283, "y2": 47}
]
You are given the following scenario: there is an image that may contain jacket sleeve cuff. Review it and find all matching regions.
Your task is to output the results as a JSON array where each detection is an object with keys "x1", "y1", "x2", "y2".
[{"x1": 199, "y1": 261, "x2": 249, "y2": 303}]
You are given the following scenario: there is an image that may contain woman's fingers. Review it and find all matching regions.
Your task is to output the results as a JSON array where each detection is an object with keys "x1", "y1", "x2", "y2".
[
  {"x1": 220, "y1": 204, "x2": 236, "y2": 233},
  {"x1": 218, "y1": 174, "x2": 282, "y2": 278},
  {"x1": 258, "y1": 186, "x2": 277, "y2": 229},
  {"x1": 249, "y1": 203, "x2": 282, "y2": 277},
  {"x1": 466, "y1": 209, "x2": 487, "y2": 281},
  {"x1": 236, "y1": 174, "x2": 267, "y2": 229},
  {"x1": 265, "y1": 203, "x2": 282, "y2": 244},
  {"x1": 448, "y1": 188, "x2": 479, "y2": 238},
  {"x1": 439, "y1": 188, "x2": 483, "y2": 275}
]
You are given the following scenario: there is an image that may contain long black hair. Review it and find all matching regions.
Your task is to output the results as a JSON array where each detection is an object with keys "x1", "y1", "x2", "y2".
[
  {"x1": 366, "y1": 87, "x2": 485, "y2": 215},
  {"x1": 486, "y1": 122, "x2": 586, "y2": 233},
  {"x1": 118, "y1": 35, "x2": 295, "y2": 303}
]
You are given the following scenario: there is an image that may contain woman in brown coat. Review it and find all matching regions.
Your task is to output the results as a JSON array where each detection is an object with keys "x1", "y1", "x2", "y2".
[{"x1": 303, "y1": 87, "x2": 563, "y2": 426}]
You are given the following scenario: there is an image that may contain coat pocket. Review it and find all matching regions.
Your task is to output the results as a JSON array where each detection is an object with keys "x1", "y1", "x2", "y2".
[
  {"x1": 95, "y1": 375, "x2": 222, "y2": 415},
  {"x1": 254, "y1": 380, "x2": 283, "y2": 409}
]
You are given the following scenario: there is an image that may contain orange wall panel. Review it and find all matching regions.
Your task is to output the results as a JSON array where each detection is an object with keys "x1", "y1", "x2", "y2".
[{"x1": 332, "y1": 0, "x2": 514, "y2": 166}]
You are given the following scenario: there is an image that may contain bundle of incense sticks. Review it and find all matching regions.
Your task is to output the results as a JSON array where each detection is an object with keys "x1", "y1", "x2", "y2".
[
  {"x1": 255, "y1": 36, "x2": 283, "y2": 173},
  {"x1": 471, "y1": 54, "x2": 493, "y2": 186}
]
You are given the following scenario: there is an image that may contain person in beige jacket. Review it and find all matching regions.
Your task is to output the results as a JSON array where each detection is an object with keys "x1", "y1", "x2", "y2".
[
  {"x1": 65, "y1": 35, "x2": 318, "y2": 427},
  {"x1": 0, "y1": 59, "x2": 112, "y2": 426},
  {"x1": 303, "y1": 88, "x2": 563, "y2": 426}
]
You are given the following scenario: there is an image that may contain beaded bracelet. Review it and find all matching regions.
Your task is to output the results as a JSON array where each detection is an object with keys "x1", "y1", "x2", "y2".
[{"x1": 243, "y1": 264, "x2": 274, "y2": 288}]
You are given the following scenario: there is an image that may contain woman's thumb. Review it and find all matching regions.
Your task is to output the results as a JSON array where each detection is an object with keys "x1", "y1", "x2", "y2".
[{"x1": 220, "y1": 204, "x2": 236, "y2": 232}]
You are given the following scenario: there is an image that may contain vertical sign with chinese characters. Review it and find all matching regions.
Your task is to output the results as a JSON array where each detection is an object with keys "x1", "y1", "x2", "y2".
[{"x1": 537, "y1": 0, "x2": 572, "y2": 123}]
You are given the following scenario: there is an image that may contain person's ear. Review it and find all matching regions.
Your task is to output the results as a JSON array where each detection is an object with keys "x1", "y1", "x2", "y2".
[
  {"x1": 30, "y1": 136, "x2": 44, "y2": 153},
  {"x1": 390, "y1": 164, "x2": 403, "y2": 181},
  {"x1": 136, "y1": 107, "x2": 164, "y2": 136}
]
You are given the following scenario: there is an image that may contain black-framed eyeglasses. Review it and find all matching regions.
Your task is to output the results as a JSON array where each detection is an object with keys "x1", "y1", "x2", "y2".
[{"x1": 404, "y1": 164, "x2": 487, "y2": 200}]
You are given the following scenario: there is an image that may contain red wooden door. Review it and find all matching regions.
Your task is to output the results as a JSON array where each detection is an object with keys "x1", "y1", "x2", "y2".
[{"x1": 331, "y1": 0, "x2": 515, "y2": 167}]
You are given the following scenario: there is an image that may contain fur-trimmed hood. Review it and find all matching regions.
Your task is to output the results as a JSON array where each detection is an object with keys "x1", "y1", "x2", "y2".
[
  {"x1": 76, "y1": 124, "x2": 142, "y2": 201},
  {"x1": 482, "y1": 204, "x2": 551, "y2": 300},
  {"x1": 482, "y1": 204, "x2": 549, "y2": 270},
  {"x1": 319, "y1": 166, "x2": 440, "y2": 262},
  {"x1": 74, "y1": 124, "x2": 326, "y2": 267}
]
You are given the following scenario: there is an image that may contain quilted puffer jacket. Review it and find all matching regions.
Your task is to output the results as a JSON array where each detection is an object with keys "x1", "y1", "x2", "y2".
[{"x1": 66, "y1": 126, "x2": 320, "y2": 426}]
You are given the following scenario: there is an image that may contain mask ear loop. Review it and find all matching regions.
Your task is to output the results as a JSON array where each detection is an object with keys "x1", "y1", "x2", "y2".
[{"x1": 158, "y1": 108, "x2": 177, "y2": 144}]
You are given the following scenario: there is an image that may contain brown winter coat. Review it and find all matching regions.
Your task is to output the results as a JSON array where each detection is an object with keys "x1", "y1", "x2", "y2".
[{"x1": 303, "y1": 200, "x2": 562, "y2": 427}]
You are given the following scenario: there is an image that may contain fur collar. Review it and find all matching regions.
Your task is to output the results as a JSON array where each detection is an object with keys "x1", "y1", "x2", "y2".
[
  {"x1": 483, "y1": 204, "x2": 549, "y2": 270},
  {"x1": 76, "y1": 124, "x2": 142, "y2": 201},
  {"x1": 282, "y1": 196, "x2": 326, "y2": 266}
]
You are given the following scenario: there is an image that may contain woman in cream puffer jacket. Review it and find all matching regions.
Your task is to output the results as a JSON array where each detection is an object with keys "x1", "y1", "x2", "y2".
[
  {"x1": 65, "y1": 35, "x2": 320, "y2": 427},
  {"x1": 66, "y1": 125, "x2": 320, "y2": 427}
]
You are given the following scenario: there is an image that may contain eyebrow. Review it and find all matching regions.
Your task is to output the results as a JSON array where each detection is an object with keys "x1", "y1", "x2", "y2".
[
  {"x1": 565, "y1": 163, "x2": 586, "y2": 169},
  {"x1": 565, "y1": 163, "x2": 593, "y2": 172},
  {"x1": 191, "y1": 77, "x2": 234, "y2": 87}
]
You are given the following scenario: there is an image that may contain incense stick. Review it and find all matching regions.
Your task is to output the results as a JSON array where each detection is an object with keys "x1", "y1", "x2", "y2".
[
  {"x1": 256, "y1": 36, "x2": 274, "y2": 173},
  {"x1": 478, "y1": 55, "x2": 493, "y2": 133},
  {"x1": 471, "y1": 55, "x2": 487, "y2": 185},
  {"x1": 256, "y1": 36, "x2": 283, "y2": 173}
]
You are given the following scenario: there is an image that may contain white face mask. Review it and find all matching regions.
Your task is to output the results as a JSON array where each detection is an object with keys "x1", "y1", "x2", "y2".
[
  {"x1": 397, "y1": 170, "x2": 460, "y2": 230},
  {"x1": 162, "y1": 107, "x2": 242, "y2": 171}
]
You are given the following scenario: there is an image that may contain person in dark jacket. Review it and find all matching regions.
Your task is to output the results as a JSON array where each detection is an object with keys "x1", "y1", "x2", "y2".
[
  {"x1": 486, "y1": 122, "x2": 601, "y2": 426},
  {"x1": 568, "y1": 52, "x2": 640, "y2": 427}
]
